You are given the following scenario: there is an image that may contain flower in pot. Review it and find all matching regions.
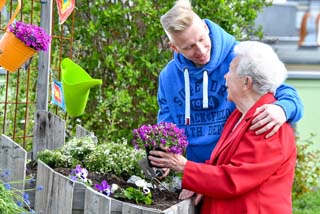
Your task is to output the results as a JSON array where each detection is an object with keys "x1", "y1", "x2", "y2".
[
  {"x1": 8, "y1": 21, "x2": 51, "y2": 51},
  {"x1": 132, "y1": 122, "x2": 189, "y2": 155},
  {"x1": 0, "y1": 21, "x2": 51, "y2": 72}
]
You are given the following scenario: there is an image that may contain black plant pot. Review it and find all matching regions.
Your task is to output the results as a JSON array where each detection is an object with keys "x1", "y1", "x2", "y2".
[{"x1": 145, "y1": 147, "x2": 165, "y2": 166}]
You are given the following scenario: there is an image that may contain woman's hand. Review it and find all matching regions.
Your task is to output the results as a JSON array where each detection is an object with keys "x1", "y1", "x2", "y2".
[
  {"x1": 148, "y1": 150, "x2": 187, "y2": 173},
  {"x1": 179, "y1": 189, "x2": 203, "y2": 205},
  {"x1": 156, "y1": 168, "x2": 170, "y2": 180},
  {"x1": 250, "y1": 104, "x2": 286, "y2": 138},
  {"x1": 179, "y1": 189, "x2": 195, "y2": 200},
  {"x1": 195, "y1": 194, "x2": 203, "y2": 205}
]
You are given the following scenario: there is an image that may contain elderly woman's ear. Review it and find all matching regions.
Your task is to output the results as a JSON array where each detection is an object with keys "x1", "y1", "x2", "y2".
[{"x1": 244, "y1": 76, "x2": 253, "y2": 88}]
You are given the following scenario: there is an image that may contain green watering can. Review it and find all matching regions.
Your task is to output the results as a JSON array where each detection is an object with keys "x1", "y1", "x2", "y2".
[{"x1": 61, "y1": 58, "x2": 102, "y2": 117}]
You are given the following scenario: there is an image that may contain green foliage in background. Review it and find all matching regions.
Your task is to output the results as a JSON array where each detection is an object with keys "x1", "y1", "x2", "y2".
[
  {"x1": 67, "y1": 0, "x2": 270, "y2": 142},
  {"x1": 293, "y1": 189, "x2": 320, "y2": 214},
  {"x1": 293, "y1": 134, "x2": 320, "y2": 199}
]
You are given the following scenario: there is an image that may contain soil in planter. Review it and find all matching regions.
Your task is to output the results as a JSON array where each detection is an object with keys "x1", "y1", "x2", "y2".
[{"x1": 27, "y1": 162, "x2": 182, "y2": 210}]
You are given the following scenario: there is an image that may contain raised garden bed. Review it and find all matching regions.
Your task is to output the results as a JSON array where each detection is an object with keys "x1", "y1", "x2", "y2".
[{"x1": 34, "y1": 160, "x2": 195, "y2": 214}]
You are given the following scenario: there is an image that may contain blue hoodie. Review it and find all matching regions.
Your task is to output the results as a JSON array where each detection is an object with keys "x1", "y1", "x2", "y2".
[{"x1": 157, "y1": 19, "x2": 303, "y2": 163}]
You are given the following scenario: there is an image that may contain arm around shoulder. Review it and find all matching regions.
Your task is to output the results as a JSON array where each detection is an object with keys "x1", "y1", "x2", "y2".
[{"x1": 274, "y1": 83, "x2": 304, "y2": 123}]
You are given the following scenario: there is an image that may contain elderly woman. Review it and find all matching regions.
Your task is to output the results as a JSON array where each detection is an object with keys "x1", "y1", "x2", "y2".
[{"x1": 149, "y1": 41, "x2": 297, "y2": 214}]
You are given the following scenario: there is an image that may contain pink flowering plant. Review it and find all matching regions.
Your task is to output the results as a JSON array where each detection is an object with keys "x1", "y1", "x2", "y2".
[
  {"x1": 132, "y1": 122, "x2": 188, "y2": 155},
  {"x1": 8, "y1": 21, "x2": 51, "y2": 51}
]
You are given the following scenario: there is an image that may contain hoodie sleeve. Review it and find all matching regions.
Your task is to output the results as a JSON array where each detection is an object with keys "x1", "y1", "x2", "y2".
[
  {"x1": 274, "y1": 83, "x2": 304, "y2": 123},
  {"x1": 157, "y1": 71, "x2": 174, "y2": 123}
]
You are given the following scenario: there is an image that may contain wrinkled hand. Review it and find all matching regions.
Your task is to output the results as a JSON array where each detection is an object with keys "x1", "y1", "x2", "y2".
[
  {"x1": 195, "y1": 194, "x2": 203, "y2": 205},
  {"x1": 179, "y1": 189, "x2": 203, "y2": 205},
  {"x1": 156, "y1": 168, "x2": 170, "y2": 180},
  {"x1": 179, "y1": 189, "x2": 195, "y2": 200},
  {"x1": 148, "y1": 150, "x2": 187, "y2": 172},
  {"x1": 250, "y1": 104, "x2": 286, "y2": 138}
]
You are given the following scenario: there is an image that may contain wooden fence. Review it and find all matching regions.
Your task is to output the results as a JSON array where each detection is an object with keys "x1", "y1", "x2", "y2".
[{"x1": 0, "y1": 110, "x2": 195, "y2": 214}]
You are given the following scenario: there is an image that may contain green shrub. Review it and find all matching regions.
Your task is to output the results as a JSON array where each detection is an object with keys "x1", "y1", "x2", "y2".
[
  {"x1": 36, "y1": 149, "x2": 65, "y2": 168},
  {"x1": 293, "y1": 134, "x2": 320, "y2": 199},
  {"x1": 62, "y1": 136, "x2": 96, "y2": 165},
  {"x1": 37, "y1": 136, "x2": 96, "y2": 168},
  {"x1": 37, "y1": 136, "x2": 144, "y2": 179},
  {"x1": 85, "y1": 138, "x2": 145, "y2": 179},
  {"x1": 293, "y1": 189, "x2": 320, "y2": 214}
]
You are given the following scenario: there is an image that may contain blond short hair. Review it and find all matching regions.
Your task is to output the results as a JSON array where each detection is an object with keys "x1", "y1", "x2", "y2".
[{"x1": 160, "y1": 0, "x2": 195, "y2": 39}]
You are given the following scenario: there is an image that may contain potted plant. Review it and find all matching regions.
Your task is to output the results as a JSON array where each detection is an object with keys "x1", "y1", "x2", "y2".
[
  {"x1": 132, "y1": 122, "x2": 189, "y2": 155},
  {"x1": 0, "y1": 20, "x2": 51, "y2": 72}
]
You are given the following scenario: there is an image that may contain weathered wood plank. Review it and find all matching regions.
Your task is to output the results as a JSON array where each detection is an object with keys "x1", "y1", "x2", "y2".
[
  {"x1": 52, "y1": 171, "x2": 75, "y2": 213},
  {"x1": 33, "y1": 110, "x2": 66, "y2": 159},
  {"x1": 162, "y1": 198, "x2": 195, "y2": 214},
  {"x1": 110, "y1": 198, "x2": 123, "y2": 214},
  {"x1": 73, "y1": 181, "x2": 87, "y2": 210},
  {"x1": 76, "y1": 125, "x2": 97, "y2": 143},
  {"x1": 76, "y1": 124, "x2": 91, "y2": 138},
  {"x1": 0, "y1": 134, "x2": 27, "y2": 190},
  {"x1": 35, "y1": 160, "x2": 74, "y2": 214},
  {"x1": 33, "y1": 160, "x2": 195, "y2": 214},
  {"x1": 34, "y1": 160, "x2": 54, "y2": 213},
  {"x1": 122, "y1": 202, "x2": 161, "y2": 214},
  {"x1": 84, "y1": 186, "x2": 111, "y2": 214},
  {"x1": 35, "y1": 0, "x2": 53, "y2": 110}
]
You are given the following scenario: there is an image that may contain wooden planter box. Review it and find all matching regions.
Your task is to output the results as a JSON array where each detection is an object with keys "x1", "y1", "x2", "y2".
[
  {"x1": 1, "y1": 111, "x2": 196, "y2": 214},
  {"x1": 35, "y1": 160, "x2": 195, "y2": 214}
]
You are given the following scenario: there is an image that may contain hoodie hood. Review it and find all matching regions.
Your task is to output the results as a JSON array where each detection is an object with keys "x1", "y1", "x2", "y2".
[{"x1": 173, "y1": 19, "x2": 236, "y2": 125}]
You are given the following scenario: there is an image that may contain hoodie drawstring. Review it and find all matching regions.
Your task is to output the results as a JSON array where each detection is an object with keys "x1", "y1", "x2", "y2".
[
  {"x1": 184, "y1": 69, "x2": 191, "y2": 125},
  {"x1": 203, "y1": 70, "x2": 209, "y2": 109},
  {"x1": 184, "y1": 69, "x2": 209, "y2": 125}
]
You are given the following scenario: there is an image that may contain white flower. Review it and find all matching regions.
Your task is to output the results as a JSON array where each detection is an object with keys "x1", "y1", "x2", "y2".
[
  {"x1": 111, "y1": 184, "x2": 119, "y2": 193},
  {"x1": 135, "y1": 179, "x2": 147, "y2": 188},
  {"x1": 135, "y1": 179, "x2": 151, "y2": 194},
  {"x1": 143, "y1": 186, "x2": 150, "y2": 194},
  {"x1": 79, "y1": 168, "x2": 88, "y2": 182}
]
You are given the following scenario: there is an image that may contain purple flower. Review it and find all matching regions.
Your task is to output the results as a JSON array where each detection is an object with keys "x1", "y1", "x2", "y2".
[
  {"x1": 95, "y1": 180, "x2": 111, "y2": 196},
  {"x1": 23, "y1": 192, "x2": 29, "y2": 200},
  {"x1": 0, "y1": 169, "x2": 10, "y2": 177},
  {"x1": 70, "y1": 175, "x2": 77, "y2": 181},
  {"x1": 37, "y1": 185, "x2": 44, "y2": 191},
  {"x1": 70, "y1": 165, "x2": 89, "y2": 183},
  {"x1": 29, "y1": 177, "x2": 36, "y2": 184},
  {"x1": 8, "y1": 21, "x2": 51, "y2": 51},
  {"x1": 4, "y1": 183, "x2": 11, "y2": 190},
  {"x1": 17, "y1": 201, "x2": 23, "y2": 207},
  {"x1": 132, "y1": 122, "x2": 188, "y2": 155}
]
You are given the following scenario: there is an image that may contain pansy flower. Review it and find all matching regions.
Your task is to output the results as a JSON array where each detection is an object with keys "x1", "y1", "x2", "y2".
[{"x1": 95, "y1": 180, "x2": 111, "y2": 196}]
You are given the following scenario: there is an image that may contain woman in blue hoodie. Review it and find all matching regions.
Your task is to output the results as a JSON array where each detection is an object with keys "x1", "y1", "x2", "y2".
[{"x1": 157, "y1": 0, "x2": 303, "y2": 164}]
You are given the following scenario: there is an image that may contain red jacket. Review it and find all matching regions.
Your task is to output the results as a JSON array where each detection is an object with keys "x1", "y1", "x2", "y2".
[{"x1": 182, "y1": 93, "x2": 296, "y2": 214}]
